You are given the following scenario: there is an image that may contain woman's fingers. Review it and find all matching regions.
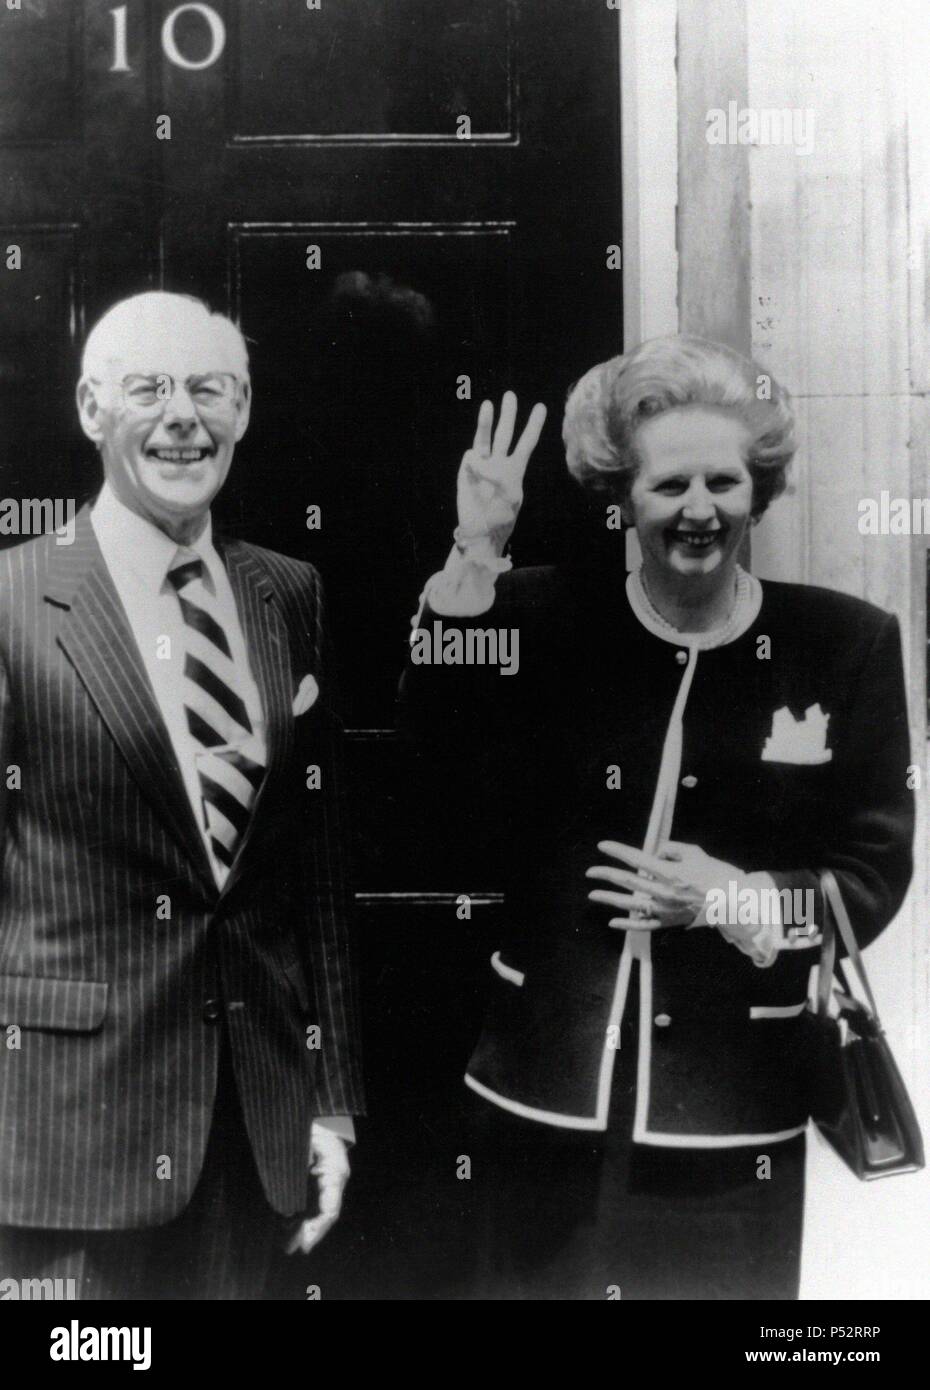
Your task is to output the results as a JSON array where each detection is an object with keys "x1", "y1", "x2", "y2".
[
  {"x1": 585, "y1": 884, "x2": 646, "y2": 908},
  {"x1": 588, "y1": 870, "x2": 678, "y2": 901},
  {"x1": 658, "y1": 840, "x2": 689, "y2": 861},
  {"x1": 589, "y1": 887, "x2": 662, "y2": 911},
  {"x1": 597, "y1": 840, "x2": 660, "y2": 871},
  {"x1": 585, "y1": 866, "x2": 653, "y2": 898},
  {"x1": 470, "y1": 393, "x2": 545, "y2": 471},
  {"x1": 597, "y1": 840, "x2": 679, "y2": 883},
  {"x1": 491, "y1": 390, "x2": 518, "y2": 457},
  {"x1": 472, "y1": 398, "x2": 494, "y2": 456},
  {"x1": 513, "y1": 401, "x2": 547, "y2": 462}
]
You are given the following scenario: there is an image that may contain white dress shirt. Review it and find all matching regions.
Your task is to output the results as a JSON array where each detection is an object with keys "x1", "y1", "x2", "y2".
[
  {"x1": 91, "y1": 484, "x2": 353, "y2": 1144},
  {"x1": 91, "y1": 482, "x2": 266, "y2": 885}
]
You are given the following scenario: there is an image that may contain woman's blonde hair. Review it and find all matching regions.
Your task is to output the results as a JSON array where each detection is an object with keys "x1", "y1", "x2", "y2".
[{"x1": 562, "y1": 334, "x2": 796, "y2": 520}]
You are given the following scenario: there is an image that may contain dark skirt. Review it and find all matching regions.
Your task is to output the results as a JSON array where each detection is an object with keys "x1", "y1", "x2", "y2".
[{"x1": 467, "y1": 967, "x2": 806, "y2": 1301}]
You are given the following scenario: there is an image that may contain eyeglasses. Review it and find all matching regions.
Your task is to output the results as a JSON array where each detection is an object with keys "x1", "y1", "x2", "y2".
[{"x1": 116, "y1": 373, "x2": 241, "y2": 414}]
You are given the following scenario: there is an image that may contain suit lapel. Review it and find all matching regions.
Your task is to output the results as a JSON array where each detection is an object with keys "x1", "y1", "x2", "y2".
[
  {"x1": 217, "y1": 539, "x2": 295, "y2": 895},
  {"x1": 47, "y1": 506, "x2": 217, "y2": 897}
]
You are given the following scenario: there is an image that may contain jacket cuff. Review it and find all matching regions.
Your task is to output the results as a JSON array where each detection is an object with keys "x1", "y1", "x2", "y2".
[
  {"x1": 412, "y1": 541, "x2": 511, "y2": 622},
  {"x1": 313, "y1": 1114, "x2": 356, "y2": 1144},
  {"x1": 706, "y1": 872, "x2": 785, "y2": 968}
]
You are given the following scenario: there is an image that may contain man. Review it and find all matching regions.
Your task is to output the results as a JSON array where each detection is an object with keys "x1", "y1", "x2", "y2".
[{"x1": 0, "y1": 291, "x2": 364, "y2": 1299}]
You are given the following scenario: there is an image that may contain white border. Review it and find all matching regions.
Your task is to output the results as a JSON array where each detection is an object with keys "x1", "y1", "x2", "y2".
[
  {"x1": 490, "y1": 950, "x2": 524, "y2": 987},
  {"x1": 750, "y1": 1002, "x2": 807, "y2": 1019}
]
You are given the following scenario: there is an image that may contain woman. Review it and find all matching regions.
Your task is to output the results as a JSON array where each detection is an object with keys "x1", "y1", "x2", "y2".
[{"x1": 400, "y1": 335, "x2": 913, "y2": 1299}]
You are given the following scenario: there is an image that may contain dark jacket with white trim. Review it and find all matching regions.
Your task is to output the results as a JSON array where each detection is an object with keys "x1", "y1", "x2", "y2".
[{"x1": 399, "y1": 562, "x2": 914, "y2": 1142}]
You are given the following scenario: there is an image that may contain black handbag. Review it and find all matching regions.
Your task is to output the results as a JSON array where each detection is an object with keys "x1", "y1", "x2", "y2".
[{"x1": 807, "y1": 870, "x2": 924, "y2": 1179}]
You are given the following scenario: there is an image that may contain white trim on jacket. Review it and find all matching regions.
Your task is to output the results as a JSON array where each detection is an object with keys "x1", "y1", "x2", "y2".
[
  {"x1": 490, "y1": 950, "x2": 525, "y2": 987},
  {"x1": 750, "y1": 1002, "x2": 807, "y2": 1019}
]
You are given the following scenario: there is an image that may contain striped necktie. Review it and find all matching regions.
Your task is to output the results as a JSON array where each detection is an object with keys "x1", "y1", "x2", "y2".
[{"x1": 167, "y1": 550, "x2": 266, "y2": 879}]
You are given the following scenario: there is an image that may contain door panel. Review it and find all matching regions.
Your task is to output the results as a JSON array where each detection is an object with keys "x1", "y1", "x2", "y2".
[
  {"x1": 0, "y1": 226, "x2": 82, "y2": 505},
  {"x1": 228, "y1": 0, "x2": 514, "y2": 141},
  {"x1": 0, "y1": 0, "x2": 81, "y2": 144}
]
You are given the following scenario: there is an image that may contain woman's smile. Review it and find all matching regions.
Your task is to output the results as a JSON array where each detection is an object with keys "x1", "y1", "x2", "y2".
[{"x1": 665, "y1": 525, "x2": 726, "y2": 552}]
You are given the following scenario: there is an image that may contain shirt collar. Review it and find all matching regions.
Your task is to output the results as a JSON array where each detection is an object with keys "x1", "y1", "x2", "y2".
[{"x1": 91, "y1": 482, "x2": 220, "y2": 593}]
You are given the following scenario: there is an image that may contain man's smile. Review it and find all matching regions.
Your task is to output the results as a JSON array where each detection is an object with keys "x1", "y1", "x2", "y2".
[{"x1": 145, "y1": 446, "x2": 215, "y2": 463}]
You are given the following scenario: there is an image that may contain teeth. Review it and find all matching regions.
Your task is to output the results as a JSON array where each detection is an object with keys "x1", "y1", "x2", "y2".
[
  {"x1": 150, "y1": 449, "x2": 207, "y2": 462},
  {"x1": 672, "y1": 531, "x2": 720, "y2": 548}
]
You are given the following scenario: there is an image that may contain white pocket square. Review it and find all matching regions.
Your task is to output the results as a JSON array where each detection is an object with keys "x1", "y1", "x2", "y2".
[
  {"x1": 292, "y1": 674, "x2": 320, "y2": 717},
  {"x1": 761, "y1": 702, "x2": 832, "y2": 764}
]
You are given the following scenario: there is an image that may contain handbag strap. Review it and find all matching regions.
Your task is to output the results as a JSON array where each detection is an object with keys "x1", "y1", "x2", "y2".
[{"x1": 816, "y1": 869, "x2": 880, "y2": 1019}]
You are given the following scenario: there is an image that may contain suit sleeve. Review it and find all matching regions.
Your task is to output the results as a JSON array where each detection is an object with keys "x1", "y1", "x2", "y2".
[
  {"x1": 398, "y1": 594, "x2": 509, "y2": 742},
  {"x1": 768, "y1": 611, "x2": 915, "y2": 955},
  {"x1": 294, "y1": 569, "x2": 366, "y2": 1117}
]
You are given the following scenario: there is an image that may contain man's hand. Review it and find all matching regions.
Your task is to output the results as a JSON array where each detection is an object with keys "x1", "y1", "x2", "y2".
[
  {"x1": 285, "y1": 1123, "x2": 351, "y2": 1256},
  {"x1": 586, "y1": 839, "x2": 740, "y2": 929},
  {"x1": 455, "y1": 392, "x2": 547, "y2": 552}
]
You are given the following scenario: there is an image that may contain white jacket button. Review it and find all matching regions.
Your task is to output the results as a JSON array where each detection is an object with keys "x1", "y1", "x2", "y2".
[
  {"x1": 675, "y1": 650, "x2": 688, "y2": 665},
  {"x1": 654, "y1": 1013, "x2": 672, "y2": 1027},
  {"x1": 681, "y1": 774, "x2": 698, "y2": 788}
]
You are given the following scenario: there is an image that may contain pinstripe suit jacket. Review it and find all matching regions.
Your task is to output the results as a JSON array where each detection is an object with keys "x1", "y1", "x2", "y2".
[{"x1": 0, "y1": 505, "x2": 364, "y2": 1230}]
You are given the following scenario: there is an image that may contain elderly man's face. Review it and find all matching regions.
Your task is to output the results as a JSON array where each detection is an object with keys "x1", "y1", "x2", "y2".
[{"x1": 79, "y1": 311, "x2": 250, "y2": 534}]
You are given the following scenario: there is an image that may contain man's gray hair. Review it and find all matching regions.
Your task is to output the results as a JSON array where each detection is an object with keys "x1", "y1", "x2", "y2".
[{"x1": 80, "y1": 291, "x2": 250, "y2": 383}]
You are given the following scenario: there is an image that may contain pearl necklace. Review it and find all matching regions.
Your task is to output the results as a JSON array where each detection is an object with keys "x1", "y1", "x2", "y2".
[{"x1": 627, "y1": 564, "x2": 761, "y2": 650}]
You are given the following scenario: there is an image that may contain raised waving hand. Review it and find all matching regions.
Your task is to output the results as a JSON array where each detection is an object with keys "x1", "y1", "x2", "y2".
[{"x1": 455, "y1": 391, "x2": 547, "y2": 552}]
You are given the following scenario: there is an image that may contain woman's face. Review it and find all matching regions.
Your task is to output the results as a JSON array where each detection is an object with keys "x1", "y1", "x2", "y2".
[{"x1": 627, "y1": 406, "x2": 754, "y2": 585}]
